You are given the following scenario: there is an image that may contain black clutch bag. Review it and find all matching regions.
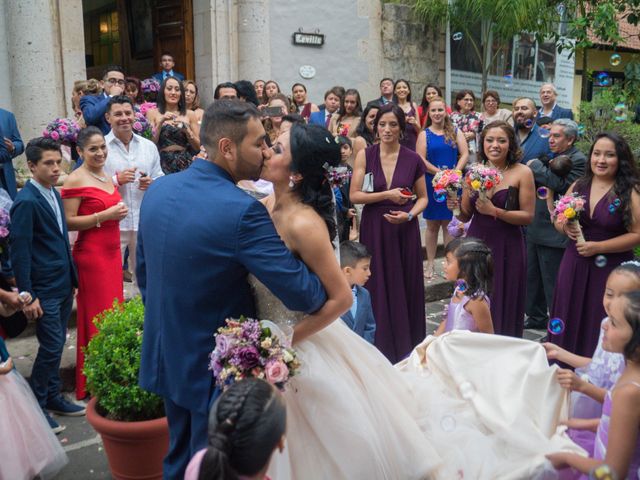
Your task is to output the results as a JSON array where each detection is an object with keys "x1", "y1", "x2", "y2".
[{"x1": 504, "y1": 186, "x2": 520, "y2": 211}]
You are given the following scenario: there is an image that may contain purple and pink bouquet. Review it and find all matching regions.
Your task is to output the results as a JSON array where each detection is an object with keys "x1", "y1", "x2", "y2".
[
  {"x1": 210, "y1": 317, "x2": 300, "y2": 391},
  {"x1": 553, "y1": 193, "x2": 586, "y2": 244},
  {"x1": 465, "y1": 164, "x2": 503, "y2": 200},
  {"x1": 138, "y1": 102, "x2": 157, "y2": 116},
  {"x1": 141, "y1": 78, "x2": 161, "y2": 102},
  {"x1": 42, "y1": 118, "x2": 81, "y2": 145},
  {"x1": 132, "y1": 112, "x2": 154, "y2": 140},
  {"x1": 433, "y1": 168, "x2": 463, "y2": 215}
]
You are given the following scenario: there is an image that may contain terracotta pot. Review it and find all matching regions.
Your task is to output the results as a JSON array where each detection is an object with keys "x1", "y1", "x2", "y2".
[{"x1": 86, "y1": 397, "x2": 169, "y2": 480}]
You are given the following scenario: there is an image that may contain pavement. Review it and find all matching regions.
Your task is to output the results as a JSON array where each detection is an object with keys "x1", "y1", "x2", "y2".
[{"x1": 6, "y1": 254, "x2": 547, "y2": 479}]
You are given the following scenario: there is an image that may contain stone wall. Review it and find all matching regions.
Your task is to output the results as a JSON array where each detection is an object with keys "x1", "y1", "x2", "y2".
[{"x1": 381, "y1": 3, "x2": 444, "y2": 96}]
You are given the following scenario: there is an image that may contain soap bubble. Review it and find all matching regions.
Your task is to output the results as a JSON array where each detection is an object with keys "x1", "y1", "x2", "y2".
[
  {"x1": 536, "y1": 187, "x2": 549, "y2": 200},
  {"x1": 608, "y1": 204, "x2": 617, "y2": 214},
  {"x1": 588, "y1": 464, "x2": 617, "y2": 480},
  {"x1": 595, "y1": 255, "x2": 607, "y2": 268},
  {"x1": 241, "y1": 18, "x2": 248, "y2": 27},
  {"x1": 503, "y1": 73, "x2": 513, "y2": 88},
  {"x1": 459, "y1": 381, "x2": 476, "y2": 400},
  {"x1": 577, "y1": 124, "x2": 586, "y2": 136},
  {"x1": 440, "y1": 415, "x2": 457, "y2": 432},
  {"x1": 452, "y1": 32, "x2": 463, "y2": 41},
  {"x1": 455, "y1": 279, "x2": 467, "y2": 293},
  {"x1": 539, "y1": 129, "x2": 551, "y2": 138},
  {"x1": 524, "y1": 119, "x2": 534, "y2": 128},
  {"x1": 434, "y1": 190, "x2": 447, "y2": 203},
  {"x1": 595, "y1": 72, "x2": 612, "y2": 87},
  {"x1": 609, "y1": 54, "x2": 621, "y2": 66},
  {"x1": 613, "y1": 198, "x2": 621, "y2": 207},
  {"x1": 548, "y1": 318, "x2": 565, "y2": 335},
  {"x1": 556, "y1": 3, "x2": 566, "y2": 15}
]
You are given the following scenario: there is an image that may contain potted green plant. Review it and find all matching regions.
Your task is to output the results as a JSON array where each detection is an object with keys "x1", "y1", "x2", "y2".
[{"x1": 84, "y1": 297, "x2": 168, "y2": 480}]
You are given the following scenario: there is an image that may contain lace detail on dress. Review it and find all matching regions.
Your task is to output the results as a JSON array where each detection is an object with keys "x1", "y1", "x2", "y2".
[{"x1": 248, "y1": 275, "x2": 304, "y2": 327}]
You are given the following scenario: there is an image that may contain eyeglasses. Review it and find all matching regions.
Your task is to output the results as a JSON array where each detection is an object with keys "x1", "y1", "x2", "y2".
[{"x1": 106, "y1": 78, "x2": 126, "y2": 86}]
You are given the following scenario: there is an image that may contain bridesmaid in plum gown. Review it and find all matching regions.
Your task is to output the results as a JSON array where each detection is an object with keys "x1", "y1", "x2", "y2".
[
  {"x1": 551, "y1": 132, "x2": 640, "y2": 358},
  {"x1": 449, "y1": 121, "x2": 535, "y2": 337},
  {"x1": 394, "y1": 79, "x2": 420, "y2": 152},
  {"x1": 351, "y1": 103, "x2": 428, "y2": 362},
  {"x1": 61, "y1": 127, "x2": 128, "y2": 399}
]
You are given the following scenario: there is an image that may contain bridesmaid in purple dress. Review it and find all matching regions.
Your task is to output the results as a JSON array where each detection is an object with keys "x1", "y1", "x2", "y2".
[
  {"x1": 551, "y1": 133, "x2": 640, "y2": 358},
  {"x1": 350, "y1": 103, "x2": 428, "y2": 362},
  {"x1": 393, "y1": 79, "x2": 420, "y2": 151},
  {"x1": 448, "y1": 121, "x2": 535, "y2": 337}
]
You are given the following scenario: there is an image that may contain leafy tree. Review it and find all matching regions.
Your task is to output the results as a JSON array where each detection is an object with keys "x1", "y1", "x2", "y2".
[{"x1": 408, "y1": 0, "x2": 558, "y2": 92}]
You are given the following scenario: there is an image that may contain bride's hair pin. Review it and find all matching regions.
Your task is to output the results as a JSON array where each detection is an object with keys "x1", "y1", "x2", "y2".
[{"x1": 322, "y1": 162, "x2": 352, "y2": 188}]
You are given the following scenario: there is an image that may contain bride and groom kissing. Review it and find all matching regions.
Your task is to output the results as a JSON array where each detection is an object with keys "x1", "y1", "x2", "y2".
[{"x1": 136, "y1": 100, "x2": 581, "y2": 480}]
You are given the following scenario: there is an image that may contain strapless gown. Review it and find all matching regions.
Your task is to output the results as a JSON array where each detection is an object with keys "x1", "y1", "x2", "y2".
[{"x1": 250, "y1": 277, "x2": 583, "y2": 480}]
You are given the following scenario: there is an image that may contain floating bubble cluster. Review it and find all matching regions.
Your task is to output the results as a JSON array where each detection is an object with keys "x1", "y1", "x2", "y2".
[
  {"x1": 594, "y1": 72, "x2": 612, "y2": 87},
  {"x1": 434, "y1": 190, "x2": 447, "y2": 203},
  {"x1": 440, "y1": 415, "x2": 457, "y2": 432},
  {"x1": 503, "y1": 73, "x2": 513, "y2": 88},
  {"x1": 595, "y1": 255, "x2": 608, "y2": 268},
  {"x1": 524, "y1": 119, "x2": 534, "y2": 128},
  {"x1": 459, "y1": 381, "x2": 476, "y2": 400},
  {"x1": 609, "y1": 54, "x2": 621, "y2": 66},
  {"x1": 577, "y1": 124, "x2": 586, "y2": 136},
  {"x1": 452, "y1": 32, "x2": 463, "y2": 41},
  {"x1": 455, "y1": 279, "x2": 468, "y2": 293},
  {"x1": 614, "y1": 102, "x2": 627, "y2": 122},
  {"x1": 539, "y1": 129, "x2": 551, "y2": 139},
  {"x1": 548, "y1": 318, "x2": 565, "y2": 335}
]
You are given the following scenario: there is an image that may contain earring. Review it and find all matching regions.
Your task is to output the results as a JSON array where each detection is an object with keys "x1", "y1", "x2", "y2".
[{"x1": 289, "y1": 176, "x2": 295, "y2": 188}]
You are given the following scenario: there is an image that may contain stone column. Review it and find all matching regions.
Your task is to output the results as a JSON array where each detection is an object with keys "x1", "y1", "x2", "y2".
[
  {"x1": 237, "y1": 0, "x2": 270, "y2": 82},
  {"x1": 58, "y1": 0, "x2": 87, "y2": 118},
  {"x1": 193, "y1": 0, "x2": 238, "y2": 106}
]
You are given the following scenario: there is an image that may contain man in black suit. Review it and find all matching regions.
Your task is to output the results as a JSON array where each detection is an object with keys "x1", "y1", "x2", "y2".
[
  {"x1": 524, "y1": 119, "x2": 586, "y2": 329},
  {"x1": 10, "y1": 138, "x2": 82, "y2": 433}
]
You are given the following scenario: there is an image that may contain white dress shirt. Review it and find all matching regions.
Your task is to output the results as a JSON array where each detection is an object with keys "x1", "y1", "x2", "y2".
[{"x1": 104, "y1": 131, "x2": 163, "y2": 231}]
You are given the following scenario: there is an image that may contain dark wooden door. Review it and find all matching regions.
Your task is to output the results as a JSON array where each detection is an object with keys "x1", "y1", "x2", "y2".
[{"x1": 152, "y1": 0, "x2": 195, "y2": 80}]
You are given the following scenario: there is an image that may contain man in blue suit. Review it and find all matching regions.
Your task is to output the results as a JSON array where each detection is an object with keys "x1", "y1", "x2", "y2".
[
  {"x1": 309, "y1": 87, "x2": 342, "y2": 127},
  {"x1": 10, "y1": 138, "x2": 81, "y2": 434},
  {"x1": 537, "y1": 83, "x2": 574, "y2": 122},
  {"x1": 79, "y1": 64, "x2": 126, "y2": 135},
  {"x1": 151, "y1": 52, "x2": 185, "y2": 83},
  {"x1": 137, "y1": 100, "x2": 326, "y2": 479},
  {"x1": 513, "y1": 97, "x2": 551, "y2": 162},
  {"x1": 0, "y1": 108, "x2": 24, "y2": 199}
]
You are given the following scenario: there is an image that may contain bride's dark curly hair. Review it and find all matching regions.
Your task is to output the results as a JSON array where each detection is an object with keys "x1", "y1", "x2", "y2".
[{"x1": 289, "y1": 123, "x2": 341, "y2": 241}]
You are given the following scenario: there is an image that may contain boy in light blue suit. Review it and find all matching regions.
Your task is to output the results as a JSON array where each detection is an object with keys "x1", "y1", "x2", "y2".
[{"x1": 340, "y1": 241, "x2": 376, "y2": 343}]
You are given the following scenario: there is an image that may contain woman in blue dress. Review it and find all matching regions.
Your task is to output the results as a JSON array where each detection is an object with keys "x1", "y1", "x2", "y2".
[{"x1": 416, "y1": 97, "x2": 469, "y2": 279}]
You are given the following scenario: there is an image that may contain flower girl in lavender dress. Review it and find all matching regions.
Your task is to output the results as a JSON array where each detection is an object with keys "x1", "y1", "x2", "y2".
[
  {"x1": 435, "y1": 237, "x2": 494, "y2": 336},
  {"x1": 543, "y1": 262, "x2": 639, "y2": 476},
  {"x1": 548, "y1": 290, "x2": 640, "y2": 479}
]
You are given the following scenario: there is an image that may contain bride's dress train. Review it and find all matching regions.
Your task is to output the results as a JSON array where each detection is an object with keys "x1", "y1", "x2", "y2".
[{"x1": 251, "y1": 277, "x2": 583, "y2": 479}]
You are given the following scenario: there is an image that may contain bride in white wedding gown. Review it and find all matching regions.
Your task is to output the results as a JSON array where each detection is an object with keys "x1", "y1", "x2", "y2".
[{"x1": 254, "y1": 123, "x2": 583, "y2": 480}]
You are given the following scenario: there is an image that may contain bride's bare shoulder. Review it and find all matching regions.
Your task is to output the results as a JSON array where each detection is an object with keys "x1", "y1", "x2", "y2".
[{"x1": 284, "y1": 205, "x2": 329, "y2": 248}]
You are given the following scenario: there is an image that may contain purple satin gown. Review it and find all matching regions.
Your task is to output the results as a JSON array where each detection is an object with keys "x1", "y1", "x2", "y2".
[
  {"x1": 466, "y1": 189, "x2": 527, "y2": 337},
  {"x1": 551, "y1": 182, "x2": 633, "y2": 358},
  {"x1": 400, "y1": 106, "x2": 418, "y2": 152},
  {"x1": 360, "y1": 144, "x2": 426, "y2": 362}
]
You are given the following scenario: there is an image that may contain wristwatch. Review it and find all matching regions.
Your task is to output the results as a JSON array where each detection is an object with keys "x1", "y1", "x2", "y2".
[{"x1": 407, "y1": 212, "x2": 414, "y2": 222}]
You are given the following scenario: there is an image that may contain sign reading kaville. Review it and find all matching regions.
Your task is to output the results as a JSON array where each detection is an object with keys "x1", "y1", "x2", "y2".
[{"x1": 292, "y1": 32, "x2": 324, "y2": 47}]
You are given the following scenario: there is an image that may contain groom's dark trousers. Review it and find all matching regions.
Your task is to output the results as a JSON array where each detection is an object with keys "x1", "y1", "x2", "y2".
[{"x1": 137, "y1": 159, "x2": 326, "y2": 480}]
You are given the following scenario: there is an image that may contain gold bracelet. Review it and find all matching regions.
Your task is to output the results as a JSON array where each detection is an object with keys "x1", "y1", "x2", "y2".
[{"x1": 94, "y1": 213, "x2": 101, "y2": 228}]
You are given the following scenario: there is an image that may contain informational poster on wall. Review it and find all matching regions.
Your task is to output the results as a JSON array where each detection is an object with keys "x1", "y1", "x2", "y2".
[{"x1": 447, "y1": 30, "x2": 575, "y2": 108}]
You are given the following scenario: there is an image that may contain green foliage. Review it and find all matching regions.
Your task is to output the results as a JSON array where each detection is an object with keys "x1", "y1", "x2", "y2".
[
  {"x1": 576, "y1": 87, "x2": 640, "y2": 159},
  {"x1": 84, "y1": 297, "x2": 164, "y2": 421}
]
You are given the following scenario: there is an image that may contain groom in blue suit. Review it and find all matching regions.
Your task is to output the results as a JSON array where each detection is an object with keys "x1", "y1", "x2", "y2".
[{"x1": 137, "y1": 100, "x2": 327, "y2": 479}]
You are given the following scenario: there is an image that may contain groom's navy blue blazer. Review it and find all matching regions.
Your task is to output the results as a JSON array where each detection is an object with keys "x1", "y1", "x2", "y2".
[
  {"x1": 10, "y1": 181, "x2": 77, "y2": 300},
  {"x1": 137, "y1": 159, "x2": 327, "y2": 413}
]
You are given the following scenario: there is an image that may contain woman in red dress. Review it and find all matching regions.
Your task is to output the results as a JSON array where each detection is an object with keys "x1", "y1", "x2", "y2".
[{"x1": 61, "y1": 126, "x2": 128, "y2": 399}]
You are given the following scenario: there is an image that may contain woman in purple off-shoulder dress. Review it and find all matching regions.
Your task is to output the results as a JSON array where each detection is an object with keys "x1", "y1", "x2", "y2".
[
  {"x1": 551, "y1": 132, "x2": 640, "y2": 358},
  {"x1": 351, "y1": 103, "x2": 428, "y2": 363},
  {"x1": 448, "y1": 121, "x2": 535, "y2": 337}
]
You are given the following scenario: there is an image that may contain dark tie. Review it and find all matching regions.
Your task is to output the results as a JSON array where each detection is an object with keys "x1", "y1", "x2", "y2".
[{"x1": 325, "y1": 113, "x2": 331, "y2": 128}]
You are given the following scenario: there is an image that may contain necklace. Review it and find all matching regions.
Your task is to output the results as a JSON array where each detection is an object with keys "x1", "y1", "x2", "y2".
[
  {"x1": 87, "y1": 170, "x2": 107, "y2": 183},
  {"x1": 488, "y1": 161, "x2": 510, "y2": 173}
]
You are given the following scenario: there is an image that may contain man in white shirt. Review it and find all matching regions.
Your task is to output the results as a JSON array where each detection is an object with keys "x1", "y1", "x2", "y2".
[{"x1": 104, "y1": 96, "x2": 163, "y2": 285}]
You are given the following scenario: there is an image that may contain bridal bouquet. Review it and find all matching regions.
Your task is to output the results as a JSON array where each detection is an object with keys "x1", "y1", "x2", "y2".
[
  {"x1": 132, "y1": 112, "x2": 154, "y2": 140},
  {"x1": 141, "y1": 78, "x2": 161, "y2": 102},
  {"x1": 465, "y1": 164, "x2": 502, "y2": 201},
  {"x1": 553, "y1": 193, "x2": 586, "y2": 244},
  {"x1": 210, "y1": 317, "x2": 300, "y2": 391},
  {"x1": 42, "y1": 118, "x2": 81, "y2": 145},
  {"x1": 433, "y1": 169, "x2": 463, "y2": 215}
]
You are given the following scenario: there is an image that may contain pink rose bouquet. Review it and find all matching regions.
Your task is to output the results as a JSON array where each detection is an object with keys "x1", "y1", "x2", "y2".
[
  {"x1": 132, "y1": 112, "x2": 154, "y2": 140},
  {"x1": 138, "y1": 102, "x2": 157, "y2": 116},
  {"x1": 210, "y1": 317, "x2": 300, "y2": 391},
  {"x1": 433, "y1": 168, "x2": 463, "y2": 215},
  {"x1": 553, "y1": 192, "x2": 586, "y2": 244},
  {"x1": 42, "y1": 118, "x2": 81, "y2": 145},
  {"x1": 465, "y1": 163, "x2": 503, "y2": 201}
]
